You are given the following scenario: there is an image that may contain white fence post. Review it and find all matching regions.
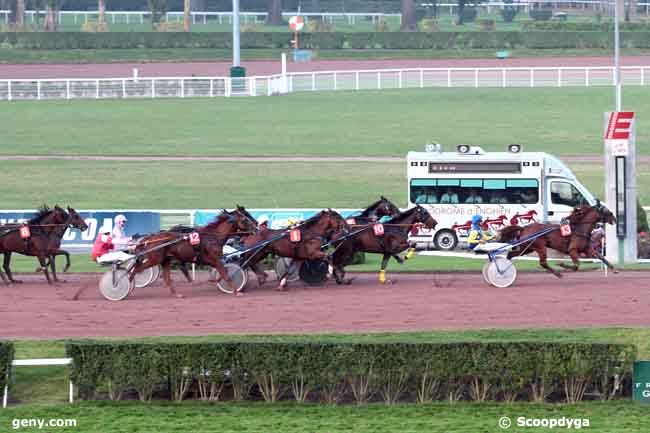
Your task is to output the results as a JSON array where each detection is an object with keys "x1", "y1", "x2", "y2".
[
  {"x1": 333, "y1": 72, "x2": 337, "y2": 91},
  {"x1": 2, "y1": 384, "x2": 7, "y2": 408},
  {"x1": 181, "y1": 78, "x2": 185, "y2": 98},
  {"x1": 447, "y1": 69, "x2": 451, "y2": 88},
  {"x1": 251, "y1": 77, "x2": 256, "y2": 96},
  {"x1": 37, "y1": 80, "x2": 41, "y2": 100},
  {"x1": 419, "y1": 69, "x2": 424, "y2": 88},
  {"x1": 122, "y1": 79, "x2": 126, "y2": 98},
  {"x1": 66, "y1": 80, "x2": 70, "y2": 100},
  {"x1": 501, "y1": 69, "x2": 506, "y2": 88},
  {"x1": 210, "y1": 79, "x2": 214, "y2": 97},
  {"x1": 530, "y1": 69, "x2": 534, "y2": 88},
  {"x1": 151, "y1": 79, "x2": 155, "y2": 98},
  {"x1": 585, "y1": 68, "x2": 590, "y2": 87},
  {"x1": 267, "y1": 77, "x2": 271, "y2": 96},
  {"x1": 557, "y1": 68, "x2": 562, "y2": 87},
  {"x1": 355, "y1": 71, "x2": 360, "y2": 91},
  {"x1": 641, "y1": 67, "x2": 645, "y2": 86},
  {"x1": 225, "y1": 78, "x2": 231, "y2": 97},
  {"x1": 312, "y1": 73, "x2": 316, "y2": 91},
  {"x1": 377, "y1": 71, "x2": 381, "y2": 89},
  {"x1": 7, "y1": 81, "x2": 11, "y2": 101},
  {"x1": 398, "y1": 71, "x2": 402, "y2": 89},
  {"x1": 474, "y1": 69, "x2": 479, "y2": 88}
]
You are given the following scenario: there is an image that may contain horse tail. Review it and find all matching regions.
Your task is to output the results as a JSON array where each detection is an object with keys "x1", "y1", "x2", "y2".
[{"x1": 498, "y1": 225, "x2": 524, "y2": 243}]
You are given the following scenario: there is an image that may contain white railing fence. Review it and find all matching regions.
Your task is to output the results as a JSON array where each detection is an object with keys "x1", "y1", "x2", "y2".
[{"x1": 1, "y1": 66, "x2": 648, "y2": 101}]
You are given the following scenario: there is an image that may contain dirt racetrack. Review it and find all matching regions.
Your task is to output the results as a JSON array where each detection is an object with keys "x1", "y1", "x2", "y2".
[{"x1": 0, "y1": 270, "x2": 648, "y2": 339}]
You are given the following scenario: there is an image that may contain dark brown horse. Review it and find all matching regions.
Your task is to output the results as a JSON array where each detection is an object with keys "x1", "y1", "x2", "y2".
[
  {"x1": 129, "y1": 206, "x2": 257, "y2": 297},
  {"x1": 0, "y1": 205, "x2": 79, "y2": 284},
  {"x1": 242, "y1": 209, "x2": 349, "y2": 290},
  {"x1": 331, "y1": 205, "x2": 438, "y2": 284},
  {"x1": 44, "y1": 207, "x2": 89, "y2": 282},
  {"x1": 498, "y1": 202, "x2": 617, "y2": 277},
  {"x1": 345, "y1": 196, "x2": 401, "y2": 225}
]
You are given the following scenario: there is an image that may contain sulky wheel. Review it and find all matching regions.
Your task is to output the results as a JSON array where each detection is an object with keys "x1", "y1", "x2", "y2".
[
  {"x1": 99, "y1": 269, "x2": 134, "y2": 301},
  {"x1": 299, "y1": 259, "x2": 329, "y2": 286},
  {"x1": 274, "y1": 257, "x2": 301, "y2": 282},
  {"x1": 482, "y1": 261, "x2": 493, "y2": 286},
  {"x1": 485, "y1": 257, "x2": 517, "y2": 288},
  {"x1": 133, "y1": 265, "x2": 160, "y2": 289},
  {"x1": 215, "y1": 263, "x2": 248, "y2": 294}
]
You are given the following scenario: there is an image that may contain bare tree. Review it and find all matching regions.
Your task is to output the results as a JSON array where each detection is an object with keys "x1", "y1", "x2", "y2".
[
  {"x1": 16, "y1": 0, "x2": 26, "y2": 27},
  {"x1": 98, "y1": 0, "x2": 106, "y2": 25},
  {"x1": 401, "y1": 0, "x2": 417, "y2": 31},
  {"x1": 184, "y1": 0, "x2": 191, "y2": 31},
  {"x1": 266, "y1": 0, "x2": 282, "y2": 26},
  {"x1": 44, "y1": 0, "x2": 63, "y2": 31}
]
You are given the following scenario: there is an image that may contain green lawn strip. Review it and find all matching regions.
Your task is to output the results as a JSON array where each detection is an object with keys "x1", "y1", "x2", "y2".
[
  {"x1": 0, "y1": 400, "x2": 646, "y2": 433},
  {"x1": 2, "y1": 87, "x2": 649, "y2": 156},
  {"x1": 0, "y1": 160, "x2": 649, "y2": 208},
  {"x1": 3, "y1": 47, "x2": 650, "y2": 63}
]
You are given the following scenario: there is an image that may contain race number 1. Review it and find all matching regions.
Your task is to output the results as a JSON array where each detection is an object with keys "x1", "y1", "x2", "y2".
[{"x1": 189, "y1": 232, "x2": 201, "y2": 245}]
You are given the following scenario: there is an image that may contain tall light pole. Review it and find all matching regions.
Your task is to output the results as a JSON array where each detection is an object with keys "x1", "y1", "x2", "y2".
[
  {"x1": 614, "y1": 0, "x2": 621, "y2": 110},
  {"x1": 233, "y1": 0, "x2": 240, "y2": 67}
]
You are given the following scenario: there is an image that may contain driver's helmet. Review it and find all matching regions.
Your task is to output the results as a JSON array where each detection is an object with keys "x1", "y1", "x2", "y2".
[
  {"x1": 114, "y1": 214, "x2": 127, "y2": 225},
  {"x1": 258, "y1": 216, "x2": 270, "y2": 227},
  {"x1": 471, "y1": 214, "x2": 483, "y2": 227}
]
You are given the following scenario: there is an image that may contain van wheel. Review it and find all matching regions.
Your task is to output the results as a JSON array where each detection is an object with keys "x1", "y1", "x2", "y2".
[{"x1": 434, "y1": 230, "x2": 458, "y2": 251}]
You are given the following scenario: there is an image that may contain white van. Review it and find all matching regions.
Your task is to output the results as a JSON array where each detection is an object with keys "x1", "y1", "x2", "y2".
[{"x1": 407, "y1": 144, "x2": 596, "y2": 250}]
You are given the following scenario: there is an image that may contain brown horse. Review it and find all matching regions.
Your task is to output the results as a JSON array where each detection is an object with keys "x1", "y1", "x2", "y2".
[
  {"x1": 242, "y1": 209, "x2": 349, "y2": 290},
  {"x1": 44, "y1": 207, "x2": 89, "y2": 282},
  {"x1": 331, "y1": 205, "x2": 438, "y2": 284},
  {"x1": 0, "y1": 205, "x2": 76, "y2": 284},
  {"x1": 498, "y1": 202, "x2": 617, "y2": 277},
  {"x1": 345, "y1": 196, "x2": 401, "y2": 225},
  {"x1": 129, "y1": 206, "x2": 257, "y2": 297}
]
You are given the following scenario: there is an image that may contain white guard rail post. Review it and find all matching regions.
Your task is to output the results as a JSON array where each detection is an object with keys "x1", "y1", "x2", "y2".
[{"x1": 3, "y1": 358, "x2": 74, "y2": 408}]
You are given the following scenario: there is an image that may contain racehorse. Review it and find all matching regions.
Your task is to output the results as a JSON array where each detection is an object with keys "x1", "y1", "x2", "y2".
[
  {"x1": 128, "y1": 206, "x2": 257, "y2": 297},
  {"x1": 498, "y1": 202, "x2": 617, "y2": 277},
  {"x1": 242, "y1": 209, "x2": 349, "y2": 290},
  {"x1": 0, "y1": 205, "x2": 85, "y2": 284},
  {"x1": 43, "y1": 207, "x2": 89, "y2": 282},
  {"x1": 331, "y1": 205, "x2": 438, "y2": 284},
  {"x1": 345, "y1": 196, "x2": 401, "y2": 225}
]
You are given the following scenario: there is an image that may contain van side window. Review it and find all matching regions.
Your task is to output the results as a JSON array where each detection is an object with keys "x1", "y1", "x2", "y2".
[
  {"x1": 410, "y1": 178, "x2": 538, "y2": 205},
  {"x1": 550, "y1": 182, "x2": 587, "y2": 207}
]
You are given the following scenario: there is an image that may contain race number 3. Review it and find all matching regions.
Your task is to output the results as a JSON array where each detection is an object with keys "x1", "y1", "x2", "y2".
[
  {"x1": 19, "y1": 225, "x2": 31, "y2": 239},
  {"x1": 189, "y1": 232, "x2": 201, "y2": 245},
  {"x1": 373, "y1": 224, "x2": 385, "y2": 236}
]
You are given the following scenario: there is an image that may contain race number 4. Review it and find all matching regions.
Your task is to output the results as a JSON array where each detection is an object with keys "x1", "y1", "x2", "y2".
[
  {"x1": 19, "y1": 225, "x2": 31, "y2": 239},
  {"x1": 373, "y1": 224, "x2": 385, "y2": 236},
  {"x1": 189, "y1": 232, "x2": 201, "y2": 245}
]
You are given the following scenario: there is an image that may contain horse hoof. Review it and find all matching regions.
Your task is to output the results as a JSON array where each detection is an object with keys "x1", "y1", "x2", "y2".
[
  {"x1": 236, "y1": 292, "x2": 244, "y2": 297},
  {"x1": 174, "y1": 293, "x2": 184, "y2": 299},
  {"x1": 12, "y1": 280, "x2": 23, "y2": 284},
  {"x1": 344, "y1": 279, "x2": 354, "y2": 285}
]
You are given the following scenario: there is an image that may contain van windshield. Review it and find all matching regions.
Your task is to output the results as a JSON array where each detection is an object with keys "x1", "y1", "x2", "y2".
[{"x1": 550, "y1": 181, "x2": 589, "y2": 207}]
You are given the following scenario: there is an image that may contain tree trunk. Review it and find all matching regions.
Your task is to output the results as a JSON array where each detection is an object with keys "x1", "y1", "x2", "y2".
[
  {"x1": 98, "y1": 0, "x2": 106, "y2": 25},
  {"x1": 265, "y1": 0, "x2": 282, "y2": 25},
  {"x1": 184, "y1": 0, "x2": 191, "y2": 31},
  {"x1": 400, "y1": 0, "x2": 417, "y2": 31},
  {"x1": 16, "y1": 0, "x2": 25, "y2": 27},
  {"x1": 44, "y1": 4, "x2": 57, "y2": 31},
  {"x1": 626, "y1": 0, "x2": 637, "y2": 21},
  {"x1": 457, "y1": 0, "x2": 466, "y2": 25}
]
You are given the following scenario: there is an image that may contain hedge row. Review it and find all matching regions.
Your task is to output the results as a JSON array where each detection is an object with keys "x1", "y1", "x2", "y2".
[
  {"x1": 66, "y1": 341, "x2": 635, "y2": 404},
  {"x1": 2, "y1": 31, "x2": 650, "y2": 50},
  {"x1": 0, "y1": 342, "x2": 14, "y2": 392}
]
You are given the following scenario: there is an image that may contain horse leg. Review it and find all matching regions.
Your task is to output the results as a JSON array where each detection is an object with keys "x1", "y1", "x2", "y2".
[
  {"x1": 162, "y1": 260, "x2": 182, "y2": 298},
  {"x1": 178, "y1": 263, "x2": 193, "y2": 283},
  {"x1": 48, "y1": 254, "x2": 61, "y2": 282},
  {"x1": 379, "y1": 254, "x2": 391, "y2": 284},
  {"x1": 38, "y1": 255, "x2": 53, "y2": 284},
  {"x1": 3, "y1": 252, "x2": 21, "y2": 283},
  {"x1": 538, "y1": 247, "x2": 562, "y2": 278},
  {"x1": 594, "y1": 251, "x2": 619, "y2": 273},
  {"x1": 252, "y1": 262, "x2": 267, "y2": 287},
  {"x1": 0, "y1": 253, "x2": 8, "y2": 285}
]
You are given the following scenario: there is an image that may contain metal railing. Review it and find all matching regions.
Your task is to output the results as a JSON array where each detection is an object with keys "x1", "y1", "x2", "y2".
[{"x1": 1, "y1": 66, "x2": 649, "y2": 101}]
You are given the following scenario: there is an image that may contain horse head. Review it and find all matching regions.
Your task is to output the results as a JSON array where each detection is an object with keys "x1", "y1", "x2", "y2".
[
  {"x1": 377, "y1": 196, "x2": 401, "y2": 219},
  {"x1": 414, "y1": 205, "x2": 437, "y2": 230},
  {"x1": 67, "y1": 207, "x2": 89, "y2": 232},
  {"x1": 230, "y1": 207, "x2": 257, "y2": 234},
  {"x1": 569, "y1": 204, "x2": 616, "y2": 226},
  {"x1": 51, "y1": 205, "x2": 69, "y2": 225}
]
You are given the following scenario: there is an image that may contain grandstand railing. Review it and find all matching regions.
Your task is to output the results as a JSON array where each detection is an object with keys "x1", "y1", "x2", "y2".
[{"x1": 1, "y1": 66, "x2": 649, "y2": 101}]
